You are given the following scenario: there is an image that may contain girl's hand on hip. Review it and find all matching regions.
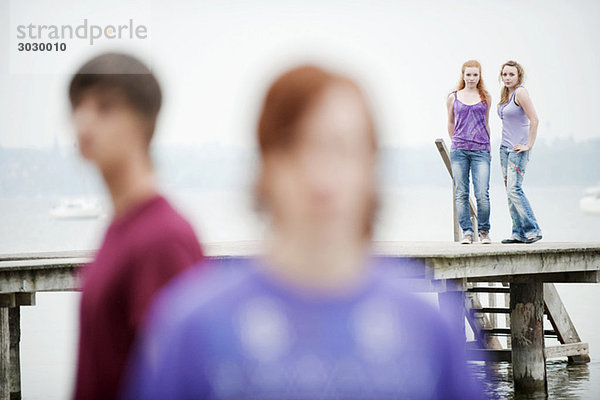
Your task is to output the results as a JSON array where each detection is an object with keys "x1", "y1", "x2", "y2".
[{"x1": 513, "y1": 144, "x2": 530, "y2": 153}]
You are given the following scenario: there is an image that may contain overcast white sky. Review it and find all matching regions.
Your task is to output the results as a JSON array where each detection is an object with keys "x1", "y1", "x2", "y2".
[{"x1": 1, "y1": 0, "x2": 599, "y2": 149}]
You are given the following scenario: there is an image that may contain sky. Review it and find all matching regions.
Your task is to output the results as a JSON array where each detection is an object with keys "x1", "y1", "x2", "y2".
[{"x1": 1, "y1": 0, "x2": 599, "y2": 150}]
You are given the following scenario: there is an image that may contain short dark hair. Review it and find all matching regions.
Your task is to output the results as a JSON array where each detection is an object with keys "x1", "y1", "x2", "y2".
[{"x1": 68, "y1": 52, "x2": 162, "y2": 140}]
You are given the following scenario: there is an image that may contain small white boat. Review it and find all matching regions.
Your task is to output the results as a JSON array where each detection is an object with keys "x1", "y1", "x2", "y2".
[
  {"x1": 580, "y1": 185, "x2": 600, "y2": 215},
  {"x1": 51, "y1": 198, "x2": 103, "y2": 219}
]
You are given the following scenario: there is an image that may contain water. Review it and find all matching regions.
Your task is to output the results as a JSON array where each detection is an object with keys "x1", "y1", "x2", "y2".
[{"x1": 1, "y1": 185, "x2": 600, "y2": 399}]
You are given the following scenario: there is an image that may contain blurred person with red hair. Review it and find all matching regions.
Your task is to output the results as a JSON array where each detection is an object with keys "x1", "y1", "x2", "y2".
[{"x1": 120, "y1": 65, "x2": 483, "y2": 400}]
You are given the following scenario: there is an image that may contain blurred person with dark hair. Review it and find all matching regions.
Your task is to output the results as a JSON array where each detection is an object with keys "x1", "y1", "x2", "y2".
[
  {"x1": 69, "y1": 52, "x2": 204, "y2": 400},
  {"x1": 120, "y1": 65, "x2": 482, "y2": 399}
]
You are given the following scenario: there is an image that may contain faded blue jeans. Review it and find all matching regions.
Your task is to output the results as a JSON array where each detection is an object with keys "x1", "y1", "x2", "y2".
[
  {"x1": 450, "y1": 149, "x2": 491, "y2": 235},
  {"x1": 499, "y1": 146, "x2": 542, "y2": 240}
]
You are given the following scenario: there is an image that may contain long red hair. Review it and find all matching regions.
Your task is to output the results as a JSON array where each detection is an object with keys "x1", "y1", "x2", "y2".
[{"x1": 456, "y1": 60, "x2": 490, "y2": 104}]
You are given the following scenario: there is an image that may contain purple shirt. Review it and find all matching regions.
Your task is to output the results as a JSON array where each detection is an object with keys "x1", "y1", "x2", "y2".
[
  {"x1": 452, "y1": 92, "x2": 490, "y2": 151},
  {"x1": 120, "y1": 258, "x2": 483, "y2": 400},
  {"x1": 498, "y1": 86, "x2": 530, "y2": 148}
]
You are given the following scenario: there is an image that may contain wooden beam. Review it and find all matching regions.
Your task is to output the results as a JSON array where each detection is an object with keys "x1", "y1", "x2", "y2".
[
  {"x1": 544, "y1": 342, "x2": 589, "y2": 359},
  {"x1": 503, "y1": 282, "x2": 511, "y2": 349},
  {"x1": 510, "y1": 282, "x2": 547, "y2": 395},
  {"x1": 0, "y1": 265, "x2": 82, "y2": 294},
  {"x1": 544, "y1": 283, "x2": 590, "y2": 364},
  {"x1": 481, "y1": 328, "x2": 557, "y2": 337},
  {"x1": 470, "y1": 307, "x2": 511, "y2": 314},
  {"x1": 435, "y1": 139, "x2": 453, "y2": 176},
  {"x1": 452, "y1": 185, "x2": 460, "y2": 242},
  {"x1": 430, "y1": 250, "x2": 600, "y2": 281},
  {"x1": 468, "y1": 286, "x2": 510, "y2": 293},
  {"x1": 0, "y1": 295, "x2": 15, "y2": 308},
  {"x1": 469, "y1": 271, "x2": 600, "y2": 284},
  {"x1": 467, "y1": 343, "x2": 589, "y2": 362},
  {"x1": 15, "y1": 293, "x2": 35, "y2": 307},
  {"x1": 467, "y1": 348, "x2": 512, "y2": 362},
  {"x1": 0, "y1": 250, "x2": 94, "y2": 262},
  {"x1": 488, "y1": 284, "x2": 497, "y2": 332}
]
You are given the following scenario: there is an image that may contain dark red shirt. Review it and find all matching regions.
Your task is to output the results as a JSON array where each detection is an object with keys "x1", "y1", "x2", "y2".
[{"x1": 73, "y1": 194, "x2": 203, "y2": 400}]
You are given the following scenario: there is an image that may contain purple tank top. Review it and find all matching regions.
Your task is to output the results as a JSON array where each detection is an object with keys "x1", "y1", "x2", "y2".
[
  {"x1": 451, "y1": 92, "x2": 490, "y2": 151},
  {"x1": 498, "y1": 86, "x2": 529, "y2": 148}
]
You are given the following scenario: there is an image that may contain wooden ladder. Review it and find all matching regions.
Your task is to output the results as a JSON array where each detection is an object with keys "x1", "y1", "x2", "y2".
[{"x1": 465, "y1": 283, "x2": 590, "y2": 363}]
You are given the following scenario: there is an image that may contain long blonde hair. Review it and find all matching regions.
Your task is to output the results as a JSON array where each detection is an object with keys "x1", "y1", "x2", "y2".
[
  {"x1": 498, "y1": 60, "x2": 525, "y2": 105},
  {"x1": 456, "y1": 60, "x2": 489, "y2": 104}
]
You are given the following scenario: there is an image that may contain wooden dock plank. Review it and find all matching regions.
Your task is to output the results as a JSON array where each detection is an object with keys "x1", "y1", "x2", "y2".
[
  {"x1": 3, "y1": 241, "x2": 600, "y2": 264},
  {"x1": 544, "y1": 342, "x2": 589, "y2": 359},
  {"x1": 1, "y1": 242, "x2": 599, "y2": 293}
]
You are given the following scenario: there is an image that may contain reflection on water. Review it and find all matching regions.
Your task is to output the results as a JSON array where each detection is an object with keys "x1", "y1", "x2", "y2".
[{"x1": 471, "y1": 360, "x2": 597, "y2": 399}]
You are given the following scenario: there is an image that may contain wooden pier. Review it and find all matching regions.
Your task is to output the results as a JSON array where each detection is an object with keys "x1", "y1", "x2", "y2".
[{"x1": 1, "y1": 241, "x2": 599, "y2": 399}]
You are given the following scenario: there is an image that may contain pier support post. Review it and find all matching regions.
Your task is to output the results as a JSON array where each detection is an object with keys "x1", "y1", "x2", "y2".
[
  {"x1": 510, "y1": 282, "x2": 547, "y2": 394},
  {"x1": 9, "y1": 307, "x2": 20, "y2": 400},
  {"x1": 438, "y1": 279, "x2": 466, "y2": 347},
  {"x1": 1, "y1": 307, "x2": 9, "y2": 400},
  {"x1": 0, "y1": 293, "x2": 33, "y2": 400}
]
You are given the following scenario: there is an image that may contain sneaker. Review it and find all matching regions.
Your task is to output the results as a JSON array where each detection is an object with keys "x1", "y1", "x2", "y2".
[
  {"x1": 460, "y1": 233, "x2": 473, "y2": 244},
  {"x1": 479, "y1": 231, "x2": 491, "y2": 244}
]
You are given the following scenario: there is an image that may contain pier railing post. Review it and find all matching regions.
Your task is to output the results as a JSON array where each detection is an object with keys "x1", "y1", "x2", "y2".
[
  {"x1": 510, "y1": 282, "x2": 547, "y2": 394},
  {"x1": 435, "y1": 139, "x2": 479, "y2": 241}
]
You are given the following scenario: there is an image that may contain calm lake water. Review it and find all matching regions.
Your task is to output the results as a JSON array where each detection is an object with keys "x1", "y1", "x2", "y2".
[{"x1": 1, "y1": 185, "x2": 599, "y2": 399}]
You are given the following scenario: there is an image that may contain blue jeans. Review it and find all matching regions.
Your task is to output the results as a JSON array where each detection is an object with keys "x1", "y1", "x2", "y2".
[
  {"x1": 499, "y1": 146, "x2": 542, "y2": 240},
  {"x1": 450, "y1": 149, "x2": 491, "y2": 235}
]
